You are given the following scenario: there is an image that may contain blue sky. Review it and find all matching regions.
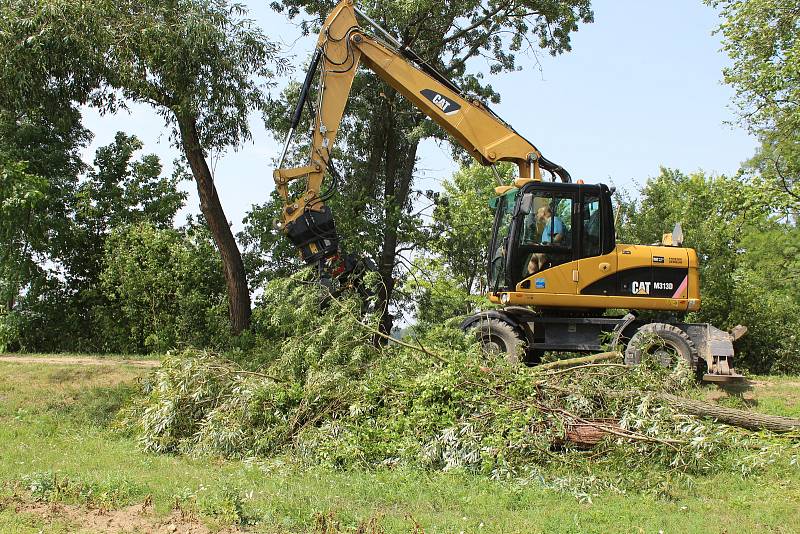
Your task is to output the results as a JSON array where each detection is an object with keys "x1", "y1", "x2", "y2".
[{"x1": 80, "y1": 0, "x2": 756, "y2": 232}]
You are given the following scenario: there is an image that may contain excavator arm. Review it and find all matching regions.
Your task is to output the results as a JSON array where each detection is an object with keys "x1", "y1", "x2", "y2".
[{"x1": 273, "y1": 0, "x2": 570, "y2": 267}]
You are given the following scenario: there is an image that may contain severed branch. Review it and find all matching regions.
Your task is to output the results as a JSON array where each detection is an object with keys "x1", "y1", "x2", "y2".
[{"x1": 535, "y1": 351, "x2": 622, "y2": 371}]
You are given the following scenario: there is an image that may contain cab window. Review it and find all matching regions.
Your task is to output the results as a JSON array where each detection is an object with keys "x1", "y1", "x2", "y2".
[
  {"x1": 520, "y1": 195, "x2": 572, "y2": 247},
  {"x1": 582, "y1": 195, "x2": 602, "y2": 257},
  {"x1": 489, "y1": 190, "x2": 517, "y2": 289}
]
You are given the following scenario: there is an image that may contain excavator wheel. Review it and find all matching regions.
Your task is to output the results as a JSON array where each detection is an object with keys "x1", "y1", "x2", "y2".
[
  {"x1": 624, "y1": 322, "x2": 699, "y2": 371},
  {"x1": 472, "y1": 318, "x2": 524, "y2": 365}
]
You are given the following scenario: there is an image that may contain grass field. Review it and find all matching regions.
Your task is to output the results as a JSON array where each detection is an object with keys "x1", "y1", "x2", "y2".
[{"x1": 0, "y1": 356, "x2": 799, "y2": 533}]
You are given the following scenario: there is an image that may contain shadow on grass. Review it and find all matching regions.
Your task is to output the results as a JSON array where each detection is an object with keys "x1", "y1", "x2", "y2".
[{"x1": 53, "y1": 383, "x2": 140, "y2": 427}]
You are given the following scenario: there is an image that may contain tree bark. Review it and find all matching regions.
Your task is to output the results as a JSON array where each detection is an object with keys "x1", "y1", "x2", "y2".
[
  {"x1": 560, "y1": 420, "x2": 621, "y2": 449},
  {"x1": 375, "y1": 141, "x2": 419, "y2": 336},
  {"x1": 176, "y1": 115, "x2": 251, "y2": 334},
  {"x1": 371, "y1": 97, "x2": 421, "y2": 338},
  {"x1": 658, "y1": 393, "x2": 800, "y2": 433}
]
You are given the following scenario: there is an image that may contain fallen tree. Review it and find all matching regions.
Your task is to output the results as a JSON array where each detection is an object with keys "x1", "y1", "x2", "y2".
[
  {"x1": 536, "y1": 351, "x2": 622, "y2": 370},
  {"x1": 120, "y1": 271, "x2": 800, "y2": 494},
  {"x1": 658, "y1": 393, "x2": 800, "y2": 433}
]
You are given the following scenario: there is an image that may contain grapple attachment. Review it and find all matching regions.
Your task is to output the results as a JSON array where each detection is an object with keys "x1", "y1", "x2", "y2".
[
  {"x1": 282, "y1": 205, "x2": 378, "y2": 300},
  {"x1": 284, "y1": 205, "x2": 340, "y2": 264}
]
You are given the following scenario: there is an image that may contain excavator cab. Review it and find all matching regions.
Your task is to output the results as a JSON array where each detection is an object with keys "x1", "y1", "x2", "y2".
[{"x1": 488, "y1": 181, "x2": 615, "y2": 296}]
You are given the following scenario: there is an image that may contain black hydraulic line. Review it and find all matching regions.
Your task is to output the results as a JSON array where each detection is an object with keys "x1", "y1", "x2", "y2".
[
  {"x1": 539, "y1": 155, "x2": 572, "y2": 183},
  {"x1": 291, "y1": 48, "x2": 323, "y2": 130}
]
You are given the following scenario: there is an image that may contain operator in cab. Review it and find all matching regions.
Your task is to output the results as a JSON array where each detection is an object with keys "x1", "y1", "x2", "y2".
[
  {"x1": 538, "y1": 205, "x2": 565, "y2": 244},
  {"x1": 525, "y1": 205, "x2": 566, "y2": 276}
]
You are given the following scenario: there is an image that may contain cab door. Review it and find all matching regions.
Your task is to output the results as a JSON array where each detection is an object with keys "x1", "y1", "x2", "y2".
[
  {"x1": 576, "y1": 190, "x2": 618, "y2": 296},
  {"x1": 512, "y1": 186, "x2": 578, "y2": 294}
]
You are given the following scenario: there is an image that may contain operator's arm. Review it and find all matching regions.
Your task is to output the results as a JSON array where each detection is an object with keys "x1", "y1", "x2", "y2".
[{"x1": 552, "y1": 217, "x2": 565, "y2": 243}]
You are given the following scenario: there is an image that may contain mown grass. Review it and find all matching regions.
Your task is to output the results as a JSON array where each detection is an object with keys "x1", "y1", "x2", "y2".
[
  {"x1": 0, "y1": 360, "x2": 798, "y2": 532},
  {"x1": 0, "y1": 351, "x2": 162, "y2": 361},
  {"x1": 701, "y1": 375, "x2": 800, "y2": 418}
]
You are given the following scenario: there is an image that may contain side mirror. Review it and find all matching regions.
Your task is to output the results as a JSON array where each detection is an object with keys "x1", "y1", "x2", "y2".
[{"x1": 519, "y1": 193, "x2": 534, "y2": 215}]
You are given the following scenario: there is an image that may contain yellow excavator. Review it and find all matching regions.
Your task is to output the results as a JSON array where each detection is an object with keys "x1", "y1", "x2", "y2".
[{"x1": 273, "y1": 0, "x2": 744, "y2": 382}]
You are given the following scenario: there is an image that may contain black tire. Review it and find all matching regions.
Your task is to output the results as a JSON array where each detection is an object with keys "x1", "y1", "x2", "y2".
[
  {"x1": 624, "y1": 322, "x2": 698, "y2": 370},
  {"x1": 473, "y1": 318, "x2": 524, "y2": 364}
]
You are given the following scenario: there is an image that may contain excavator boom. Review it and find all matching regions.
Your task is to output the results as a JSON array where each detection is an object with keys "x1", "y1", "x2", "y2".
[{"x1": 273, "y1": 0, "x2": 570, "y2": 266}]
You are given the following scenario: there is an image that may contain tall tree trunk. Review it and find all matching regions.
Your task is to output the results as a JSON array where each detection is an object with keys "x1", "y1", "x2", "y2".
[
  {"x1": 374, "y1": 103, "x2": 420, "y2": 337},
  {"x1": 176, "y1": 115, "x2": 251, "y2": 334},
  {"x1": 374, "y1": 108, "x2": 397, "y2": 338}
]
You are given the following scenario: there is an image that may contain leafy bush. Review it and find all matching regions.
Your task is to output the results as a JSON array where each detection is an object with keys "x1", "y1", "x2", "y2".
[
  {"x1": 0, "y1": 309, "x2": 23, "y2": 352},
  {"x1": 404, "y1": 258, "x2": 492, "y2": 333},
  {"x1": 0, "y1": 287, "x2": 95, "y2": 353},
  {"x1": 729, "y1": 271, "x2": 800, "y2": 374}
]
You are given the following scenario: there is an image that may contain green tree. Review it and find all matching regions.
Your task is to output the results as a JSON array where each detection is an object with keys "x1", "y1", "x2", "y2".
[
  {"x1": 0, "y1": 155, "x2": 47, "y2": 312},
  {"x1": 429, "y1": 163, "x2": 513, "y2": 294},
  {"x1": 64, "y1": 133, "x2": 188, "y2": 350},
  {"x1": 69, "y1": 132, "x2": 187, "y2": 290},
  {"x1": 0, "y1": 132, "x2": 190, "y2": 353},
  {"x1": 0, "y1": 105, "x2": 90, "y2": 311},
  {"x1": 100, "y1": 222, "x2": 227, "y2": 353},
  {"x1": 1, "y1": 0, "x2": 285, "y2": 334},
  {"x1": 708, "y1": 0, "x2": 800, "y2": 200},
  {"x1": 240, "y1": 191, "x2": 302, "y2": 289},
  {"x1": 729, "y1": 227, "x2": 800, "y2": 372},
  {"x1": 263, "y1": 0, "x2": 593, "y2": 334},
  {"x1": 403, "y1": 163, "x2": 511, "y2": 331}
]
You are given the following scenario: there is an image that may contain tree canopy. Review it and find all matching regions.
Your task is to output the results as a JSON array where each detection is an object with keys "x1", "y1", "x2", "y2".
[
  {"x1": 708, "y1": 0, "x2": 800, "y2": 201},
  {"x1": 0, "y1": 0, "x2": 285, "y2": 333}
]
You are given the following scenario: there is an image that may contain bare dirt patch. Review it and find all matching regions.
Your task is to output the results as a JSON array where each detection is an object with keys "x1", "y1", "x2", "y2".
[
  {"x1": 7, "y1": 499, "x2": 242, "y2": 533},
  {"x1": 0, "y1": 355, "x2": 159, "y2": 368}
]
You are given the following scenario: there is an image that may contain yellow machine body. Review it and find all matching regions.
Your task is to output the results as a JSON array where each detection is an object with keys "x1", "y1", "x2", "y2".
[{"x1": 489, "y1": 244, "x2": 701, "y2": 311}]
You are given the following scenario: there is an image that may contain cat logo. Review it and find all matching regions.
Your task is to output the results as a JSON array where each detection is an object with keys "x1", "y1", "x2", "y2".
[
  {"x1": 420, "y1": 89, "x2": 461, "y2": 115},
  {"x1": 631, "y1": 281, "x2": 651, "y2": 295}
]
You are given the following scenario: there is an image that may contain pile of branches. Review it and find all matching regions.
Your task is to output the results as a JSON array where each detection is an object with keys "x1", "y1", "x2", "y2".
[{"x1": 121, "y1": 271, "x2": 800, "y2": 491}]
